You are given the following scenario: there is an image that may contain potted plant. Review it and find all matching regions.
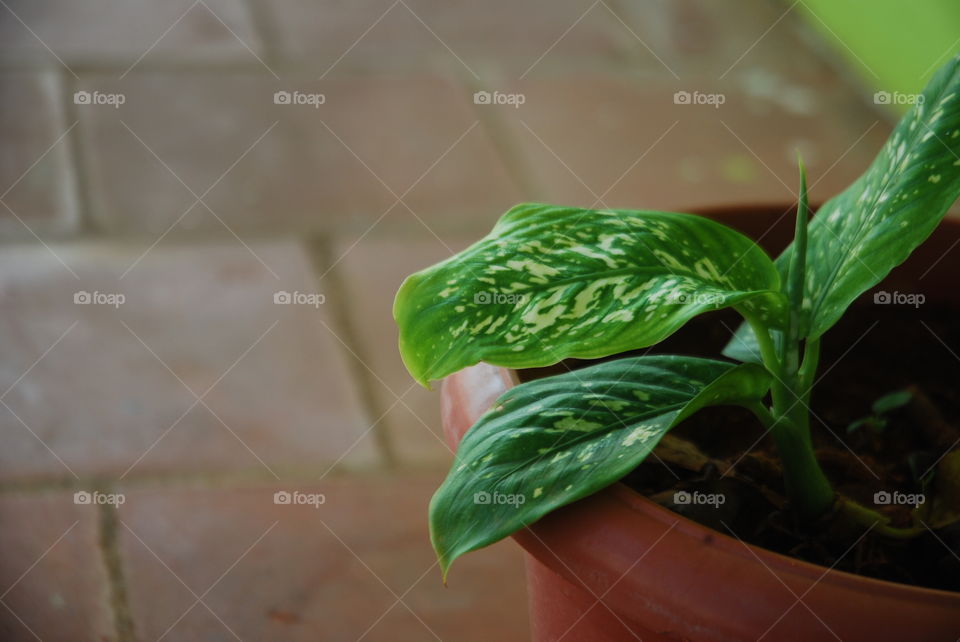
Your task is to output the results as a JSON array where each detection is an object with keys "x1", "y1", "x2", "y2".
[{"x1": 394, "y1": 56, "x2": 960, "y2": 641}]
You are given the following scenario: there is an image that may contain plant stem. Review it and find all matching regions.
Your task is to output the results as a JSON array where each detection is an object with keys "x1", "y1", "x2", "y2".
[
  {"x1": 735, "y1": 163, "x2": 835, "y2": 519},
  {"x1": 744, "y1": 315, "x2": 834, "y2": 519},
  {"x1": 750, "y1": 315, "x2": 780, "y2": 369},
  {"x1": 798, "y1": 337, "x2": 820, "y2": 407},
  {"x1": 767, "y1": 391, "x2": 834, "y2": 518},
  {"x1": 745, "y1": 400, "x2": 776, "y2": 428}
]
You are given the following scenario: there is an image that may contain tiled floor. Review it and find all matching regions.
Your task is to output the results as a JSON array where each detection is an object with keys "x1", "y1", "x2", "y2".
[{"x1": 0, "y1": 1, "x2": 895, "y2": 640}]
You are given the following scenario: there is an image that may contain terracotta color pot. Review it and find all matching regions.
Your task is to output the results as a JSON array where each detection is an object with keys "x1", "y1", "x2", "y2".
[{"x1": 440, "y1": 208, "x2": 960, "y2": 641}]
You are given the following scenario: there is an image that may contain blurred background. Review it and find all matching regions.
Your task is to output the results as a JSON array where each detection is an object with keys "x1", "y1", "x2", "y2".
[{"x1": 0, "y1": 1, "x2": 957, "y2": 640}]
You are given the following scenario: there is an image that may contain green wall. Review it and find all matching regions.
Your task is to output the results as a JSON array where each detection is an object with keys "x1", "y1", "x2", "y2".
[{"x1": 799, "y1": 0, "x2": 960, "y2": 100}]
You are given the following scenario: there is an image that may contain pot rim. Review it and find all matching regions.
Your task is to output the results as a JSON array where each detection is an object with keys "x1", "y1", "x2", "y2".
[{"x1": 600, "y1": 471, "x2": 960, "y2": 602}]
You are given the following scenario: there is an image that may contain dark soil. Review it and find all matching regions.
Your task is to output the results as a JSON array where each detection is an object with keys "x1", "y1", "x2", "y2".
[{"x1": 518, "y1": 303, "x2": 960, "y2": 592}]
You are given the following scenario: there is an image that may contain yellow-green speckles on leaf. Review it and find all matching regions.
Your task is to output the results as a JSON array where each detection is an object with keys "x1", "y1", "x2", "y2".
[
  {"x1": 588, "y1": 398, "x2": 630, "y2": 412},
  {"x1": 471, "y1": 317, "x2": 493, "y2": 334},
  {"x1": 554, "y1": 417, "x2": 602, "y2": 432},
  {"x1": 568, "y1": 244, "x2": 620, "y2": 269},
  {"x1": 622, "y1": 424, "x2": 659, "y2": 447},
  {"x1": 485, "y1": 316, "x2": 507, "y2": 335},
  {"x1": 505, "y1": 259, "x2": 560, "y2": 280},
  {"x1": 569, "y1": 277, "x2": 617, "y2": 317},
  {"x1": 602, "y1": 309, "x2": 634, "y2": 323},
  {"x1": 693, "y1": 258, "x2": 724, "y2": 283},
  {"x1": 533, "y1": 488, "x2": 543, "y2": 498}
]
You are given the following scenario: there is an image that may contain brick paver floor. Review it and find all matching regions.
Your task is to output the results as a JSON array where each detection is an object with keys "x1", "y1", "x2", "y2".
[{"x1": 0, "y1": 1, "x2": 898, "y2": 640}]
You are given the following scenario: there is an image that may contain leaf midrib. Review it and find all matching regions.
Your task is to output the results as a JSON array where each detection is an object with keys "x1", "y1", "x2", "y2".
[{"x1": 420, "y1": 264, "x2": 766, "y2": 321}]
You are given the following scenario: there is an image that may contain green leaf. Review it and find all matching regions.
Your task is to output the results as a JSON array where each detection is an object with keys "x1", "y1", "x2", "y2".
[
  {"x1": 782, "y1": 160, "x2": 811, "y2": 370},
  {"x1": 871, "y1": 389, "x2": 913, "y2": 415},
  {"x1": 784, "y1": 158, "x2": 811, "y2": 321},
  {"x1": 429, "y1": 355, "x2": 772, "y2": 576},
  {"x1": 846, "y1": 417, "x2": 877, "y2": 434},
  {"x1": 722, "y1": 323, "x2": 780, "y2": 364},
  {"x1": 725, "y1": 55, "x2": 960, "y2": 358},
  {"x1": 786, "y1": 54, "x2": 960, "y2": 339},
  {"x1": 395, "y1": 204, "x2": 785, "y2": 385}
]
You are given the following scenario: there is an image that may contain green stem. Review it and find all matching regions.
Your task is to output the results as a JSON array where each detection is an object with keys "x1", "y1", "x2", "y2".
[
  {"x1": 766, "y1": 404, "x2": 834, "y2": 518},
  {"x1": 745, "y1": 400, "x2": 776, "y2": 428},
  {"x1": 749, "y1": 316, "x2": 780, "y2": 369},
  {"x1": 798, "y1": 337, "x2": 820, "y2": 407},
  {"x1": 743, "y1": 314, "x2": 834, "y2": 519}
]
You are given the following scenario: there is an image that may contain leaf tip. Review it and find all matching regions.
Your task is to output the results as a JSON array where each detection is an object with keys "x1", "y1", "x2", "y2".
[
  {"x1": 440, "y1": 561, "x2": 451, "y2": 585},
  {"x1": 434, "y1": 546, "x2": 456, "y2": 584}
]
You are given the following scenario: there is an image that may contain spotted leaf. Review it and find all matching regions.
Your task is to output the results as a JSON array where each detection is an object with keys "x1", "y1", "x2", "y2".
[
  {"x1": 395, "y1": 204, "x2": 785, "y2": 386},
  {"x1": 429, "y1": 355, "x2": 771, "y2": 576},
  {"x1": 790, "y1": 55, "x2": 960, "y2": 339}
]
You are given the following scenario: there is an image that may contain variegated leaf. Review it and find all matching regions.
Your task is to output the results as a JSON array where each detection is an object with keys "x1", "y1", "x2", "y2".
[
  {"x1": 430, "y1": 355, "x2": 771, "y2": 576},
  {"x1": 791, "y1": 55, "x2": 960, "y2": 339},
  {"x1": 395, "y1": 204, "x2": 785, "y2": 385}
]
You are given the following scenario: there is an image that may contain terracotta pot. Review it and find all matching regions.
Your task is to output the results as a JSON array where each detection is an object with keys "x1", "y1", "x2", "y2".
[{"x1": 439, "y1": 208, "x2": 960, "y2": 641}]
